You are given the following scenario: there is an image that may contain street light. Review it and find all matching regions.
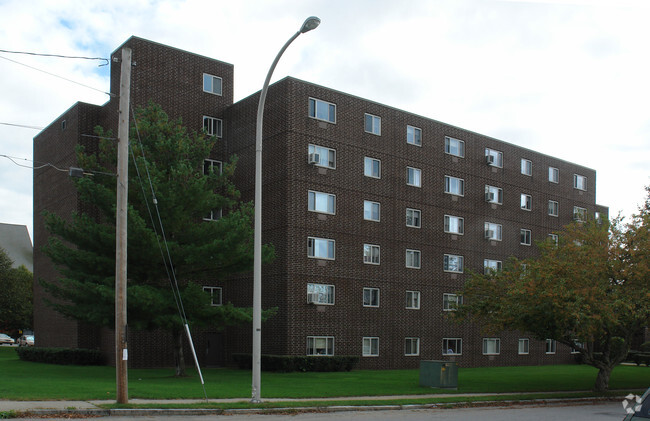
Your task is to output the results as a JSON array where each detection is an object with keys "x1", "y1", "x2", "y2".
[{"x1": 251, "y1": 16, "x2": 320, "y2": 404}]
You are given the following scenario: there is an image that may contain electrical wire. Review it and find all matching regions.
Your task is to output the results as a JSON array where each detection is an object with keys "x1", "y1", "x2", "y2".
[
  {"x1": 0, "y1": 49, "x2": 109, "y2": 66},
  {"x1": 0, "y1": 122, "x2": 44, "y2": 130},
  {"x1": 0, "y1": 153, "x2": 115, "y2": 176}
]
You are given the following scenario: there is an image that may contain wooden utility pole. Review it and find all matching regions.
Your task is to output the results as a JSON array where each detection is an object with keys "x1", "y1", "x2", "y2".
[{"x1": 115, "y1": 47, "x2": 132, "y2": 404}]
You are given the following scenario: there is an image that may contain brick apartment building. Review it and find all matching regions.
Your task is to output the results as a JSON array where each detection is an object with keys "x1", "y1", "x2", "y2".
[{"x1": 34, "y1": 36, "x2": 607, "y2": 369}]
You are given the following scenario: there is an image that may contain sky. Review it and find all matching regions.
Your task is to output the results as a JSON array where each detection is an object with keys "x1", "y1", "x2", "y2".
[{"x1": 1, "y1": 0, "x2": 649, "y2": 240}]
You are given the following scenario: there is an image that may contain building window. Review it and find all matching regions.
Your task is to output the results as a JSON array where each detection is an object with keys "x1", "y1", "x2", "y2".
[
  {"x1": 307, "y1": 336, "x2": 334, "y2": 356},
  {"x1": 443, "y1": 338, "x2": 462, "y2": 355},
  {"x1": 407, "y1": 125, "x2": 422, "y2": 146},
  {"x1": 308, "y1": 144, "x2": 336, "y2": 169},
  {"x1": 444, "y1": 136, "x2": 465, "y2": 158},
  {"x1": 202, "y1": 116, "x2": 223, "y2": 137},
  {"x1": 364, "y1": 157, "x2": 381, "y2": 178},
  {"x1": 518, "y1": 338, "x2": 530, "y2": 355},
  {"x1": 574, "y1": 174, "x2": 587, "y2": 191},
  {"x1": 362, "y1": 337, "x2": 379, "y2": 356},
  {"x1": 406, "y1": 290, "x2": 420, "y2": 309},
  {"x1": 485, "y1": 185, "x2": 503, "y2": 204},
  {"x1": 520, "y1": 229, "x2": 532, "y2": 246},
  {"x1": 407, "y1": 167, "x2": 422, "y2": 187},
  {"x1": 571, "y1": 341, "x2": 584, "y2": 354},
  {"x1": 484, "y1": 222, "x2": 503, "y2": 241},
  {"x1": 202, "y1": 286, "x2": 222, "y2": 306},
  {"x1": 548, "y1": 233, "x2": 559, "y2": 246},
  {"x1": 521, "y1": 159, "x2": 532, "y2": 176},
  {"x1": 445, "y1": 175, "x2": 465, "y2": 196},
  {"x1": 364, "y1": 113, "x2": 381, "y2": 135},
  {"x1": 443, "y1": 254, "x2": 464, "y2": 273},
  {"x1": 485, "y1": 148, "x2": 503, "y2": 167},
  {"x1": 443, "y1": 293, "x2": 462, "y2": 311},
  {"x1": 548, "y1": 200, "x2": 559, "y2": 217},
  {"x1": 307, "y1": 283, "x2": 335, "y2": 305},
  {"x1": 573, "y1": 206, "x2": 587, "y2": 222},
  {"x1": 406, "y1": 249, "x2": 421, "y2": 269},
  {"x1": 308, "y1": 191, "x2": 336, "y2": 214},
  {"x1": 405, "y1": 338, "x2": 420, "y2": 356},
  {"x1": 363, "y1": 244, "x2": 380, "y2": 265},
  {"x1": 406, "y1": 208, "x2": 421, "y2": 228},
  {"x1": 203, "y1": 73, "x2": 222, "y2": 95},
  {"x1": 308, "y1": 237, "x2": 335, "y2": 260},
  {"x1": 363, "y1": 287, "x2": 380, "y2": 307},
  {"x1": 203, "y1": 159, "x2": 223, "y2": 221},
  {"x1": 364, "y1": 200, "x2": 380, "y2": 222},
  {"x1": 444, "y1": 215, "x2": 464, "y2": 235},
  {"x1": 309, "y1": 97, "x2": 336, "y2": 123},
  {"x1": 545, "y1": 339, "x2": 557, "y2": 354},
  {"x1": 549, "y1": 167, "x2": 559, "y2": 183},
  {"x1": 520, "y1": 194, "x2": 532, "y2": 211},
  {"x1": 483, "y1": 338, "x2": 501, "y2": 355},
  {"x1": 484, "y1": 259, "x2": 503, "y2": 274}
]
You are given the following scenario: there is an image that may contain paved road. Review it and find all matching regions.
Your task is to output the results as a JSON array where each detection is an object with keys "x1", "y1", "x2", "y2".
[{"x1": 16, "y1": 401, "x2": 627, "y2": 420}]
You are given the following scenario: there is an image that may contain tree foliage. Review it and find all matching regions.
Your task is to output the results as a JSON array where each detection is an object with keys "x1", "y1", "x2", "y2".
[
  {"x1": 41, "y1": 103, "x2": 274, "y2": 373},
  {"x1": 456, "y1": 188, "x2": 650, "y2": 392},
  {"x1": 0, "y1": 247, "x2": 33, "y2": 332}
]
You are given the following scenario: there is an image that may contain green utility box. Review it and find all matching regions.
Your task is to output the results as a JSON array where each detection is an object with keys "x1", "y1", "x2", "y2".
[{"x1": 419, "y1": 360, "x2": 458, "y2": 389}]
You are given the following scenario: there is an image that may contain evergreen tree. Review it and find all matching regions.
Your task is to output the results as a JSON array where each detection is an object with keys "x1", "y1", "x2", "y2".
[{"x1": 0, "y1": 247, "x2": 33, "y2": 332}]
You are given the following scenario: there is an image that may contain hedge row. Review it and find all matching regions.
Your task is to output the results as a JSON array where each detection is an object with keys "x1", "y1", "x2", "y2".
[
  {"x1": 232, "y1": 353, "x2": 359, "y2": 372},
  {"x1": 15, "y1": 347, "x2": 104, "y2": 365}
]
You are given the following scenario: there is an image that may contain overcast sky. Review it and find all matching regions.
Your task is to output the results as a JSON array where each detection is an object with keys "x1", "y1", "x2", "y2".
[{"x1": 1, "y1": 0, "x2": 649, "y2": 240}]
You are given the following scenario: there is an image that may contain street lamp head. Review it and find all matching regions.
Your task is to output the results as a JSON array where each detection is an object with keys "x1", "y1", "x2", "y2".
[{"x1": 300, "y1": 16, "x2": 321, "y2": 33}]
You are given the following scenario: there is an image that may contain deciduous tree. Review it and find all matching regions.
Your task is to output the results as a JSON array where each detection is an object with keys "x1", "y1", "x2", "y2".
[{"x1": 0, "y1": 248, "x2": 33, "y2": 333}]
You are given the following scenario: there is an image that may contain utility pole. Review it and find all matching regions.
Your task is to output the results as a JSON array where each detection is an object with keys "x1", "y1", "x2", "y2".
[{"x1": 115, "y1": 47, "x2": 131, "y2": 404}]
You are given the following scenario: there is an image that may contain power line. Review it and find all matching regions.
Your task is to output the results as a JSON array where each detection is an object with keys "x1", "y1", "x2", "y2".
[
  {"x1": 0, "y1": 49, "x2": 109, "y2": 66},
  {"x1": 0, "y1": 153, "x2": 115, "y2": 176},
  {"x1": 0, "y1": 122, "x2": 44, "y2": 130}
]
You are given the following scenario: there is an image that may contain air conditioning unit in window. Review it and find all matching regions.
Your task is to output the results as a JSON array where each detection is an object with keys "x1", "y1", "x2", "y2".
[
  {"x1": 307, "y1": 293, "x2": 319, "y2": 304},
  {"x1": 308, "y1": 153, "x2": 321, "y2": 164},
  {"x1": 485, "y1": 230, "x2": 495, "y2": 239},
  {"x1": 486, "y1": 155, "x2": 495, "y2": 165},
  {"x1": 485, "y1": 192, "x2": 495, "y2": 202}
]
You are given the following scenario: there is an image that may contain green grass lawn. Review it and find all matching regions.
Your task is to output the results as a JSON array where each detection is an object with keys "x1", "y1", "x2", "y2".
[{"x1": 1, "y1": 347, "x2": 648, "y2": 401}]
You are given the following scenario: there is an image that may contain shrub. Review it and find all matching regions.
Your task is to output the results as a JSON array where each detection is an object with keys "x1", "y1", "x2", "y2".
[
  {"x1": 640, "y1": 342, "x2": 650, "y2": 353},
  {"x1": 15, "y1": 347, "x2": 104, "y2": 365},
  {"x1": 232, "y1": 354, "x2": 359, "y2": 372}
]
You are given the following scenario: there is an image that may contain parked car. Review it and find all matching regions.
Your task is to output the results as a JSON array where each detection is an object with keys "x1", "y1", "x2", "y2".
[
  {"x1": 624, "y1": 387, "x2": 650, "y2": 420},
  {"x1": 17, "y1": 335, "x2": 34, "y2": 346},
  {"x1": 0, "y1": 334, "x2": 14, "y2": 345}
]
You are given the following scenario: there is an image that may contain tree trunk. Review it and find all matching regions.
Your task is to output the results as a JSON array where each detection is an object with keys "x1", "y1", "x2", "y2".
[
  {"x1": 594, "y1": 365, "x2": 612, "y2": 392},
  {"x1": 172, "y1": 328, "x2": 187, "y2": 377}
]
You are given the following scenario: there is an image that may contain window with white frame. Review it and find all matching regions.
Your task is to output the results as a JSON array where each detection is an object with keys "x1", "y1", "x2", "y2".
[
  {"x1": 549, "y1": 166, "x2": 559, "y2": 183},
  {"x1": 307, "y1": 283, "x2": 334, "y2": 305},
  {"x1": 521, "y1": 159, "x2": 532, "y2": 176},
  {"x1": 485, "y1": 148, "x2": 503, "y2": 167},
  {"x1": 445, "y1": 175, "x2": 464, "y2": 196},
  {"x1": 520, "y1": 229, "x2": 532, "y2": 246},
  {"x1": 362, "y1": 337, "x2": 379, "y2": 356},
  {"x1": 363, "y1": 287, "x2": 380, "y2": 307},
  {"x1": 484, "y1": 222, "x2": 503, "y2": 241},
  {"x1": 518, "y1": 338, "x2": 529, "y2": 355},
  {"x1": 484, "y1": 259, "x2": 503, "y2": 274},
  {"x1": 521, "y1": 194, "x2": 532, "y2": 211},
  {"x1": 573, "y1": 206, "x2": 587, "y2": 222},
  {"x1": 202, "y1": 116, "x2": 223, "y2": 137},
  {"x1": 364, "y1": 200, "x2": 380, "y2": 222},
  {"x1": 574, "y1": 174, "x2": 587, "y2": 191},
  {"x1": 406, "y1": 290, "x2": 420, "y2": 309},
  {"x1": 407, "y1": 167, "x2": 421, "y2": 187},
  {"x1": 308, "y1": 144, "x2": 336, "y2": 169},
  {"x1": 483, "y1": 338, "x2": 501, "y2": 355},
  {"x1": 308, "y1": 237, "x2": 335, "y2": 260},
  {"x1": 309, "y1": 97, "x2": 336, "y2": 123},
  {"x1": 363, "y1": 244, "x2": 380, "y2": 265},
  {"x1": 443, "y1": 254, "x2": 464, "y2": 273},
  {"x1": 571, "y1": 341, "x2": 584, "y2": 354},
  {"x1": 548, "y1": 233, "x2": 559, "y2": 246},
  {"x1": 444, "y1": 136, "x2": 465, "y2": 158},
  {"x1": 202, "y1": 286, "x2": 222, "y2": 306},
  {"x1": 364, "y1": 156, "x2": 381, "y2": 178},
  {"x1": 203, "y1": 159, "x2": 223, "y2": 221},
  {"x1": 444, "y1": 215, "x2": 464, "y2": 235},
  {"x1": 545, "y1": 339, "x2": 557, "y2": 354},
  {"x1": 485, "y1": 185, "x2": 503, "y2": 204},
  {"x1": 406, "y1": 208, "x2": 421, "y2": 228},
  {"x1": 407, "y1": 125, "x2": 422, "y2": 146},
  {"x1": 443, "y1": 293, "x2": 462, "y2": 311},
  {"x1": 308, "y1": 190, "x2": 336, "y2": 214},
  {"x1": 443, "y1": 338, "x2": 462, "y2": 355},
  {"x1": 406, "y1": 249, "x2": 421, "y2": 269},
  {"x1": 203, "y1": 73, "x2": 222, "y2": 95},
  {"x1": 548, "y1": 200, "x2": 559, "y2": 217},
  {"x1": 364, "y1": 113, "x2": 381, "y2": 135},
  {"x1": 405, "y1": 337, "x2": 420, "y2": 356},
  {"x1": 307, "y1": 336, "x2": 334, "y2": 356}
]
